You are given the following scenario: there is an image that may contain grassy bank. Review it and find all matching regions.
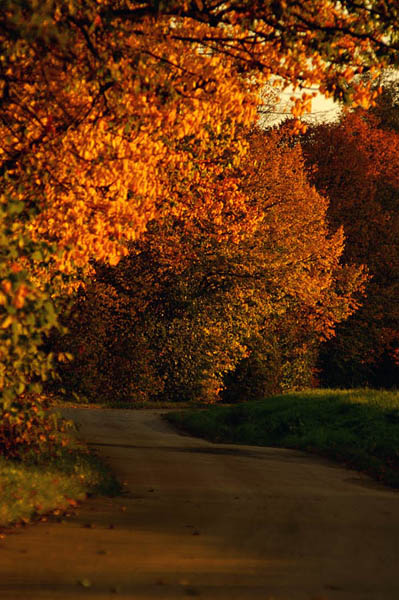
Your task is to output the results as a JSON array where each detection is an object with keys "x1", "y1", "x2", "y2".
[
  {"x1": 0, "y1": 432, "x2": 121, "y2": 529},
  {"x1": 165, "y1": 389, "x2": 399, "y2": 488}
]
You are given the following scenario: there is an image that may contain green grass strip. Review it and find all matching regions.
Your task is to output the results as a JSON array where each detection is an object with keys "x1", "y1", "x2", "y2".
[{"x1": 165, "y1": 389, "x2": 399, "y2": 488}]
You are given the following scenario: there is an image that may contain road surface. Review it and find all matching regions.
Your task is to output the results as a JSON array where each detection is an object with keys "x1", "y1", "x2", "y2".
[{"x1": 0, "y1": 407, "x2": 398, "y2": 599}]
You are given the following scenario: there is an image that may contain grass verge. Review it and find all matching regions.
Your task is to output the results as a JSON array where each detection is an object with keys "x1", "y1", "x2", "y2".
[
  {"x1": 55, "y1": 397, "x2": 212, "y2": 410},
  {"x1": 0, "y1": 436, "x2": 121, "y2": 529},
  {"x1": 165, "y1": 389, "x2": 399, "y2": 489}
]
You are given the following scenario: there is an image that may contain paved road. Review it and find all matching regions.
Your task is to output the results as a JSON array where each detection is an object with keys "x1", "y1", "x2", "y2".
[{"x1": 1, "y1": 408, "x2": 398, "y2": 599}]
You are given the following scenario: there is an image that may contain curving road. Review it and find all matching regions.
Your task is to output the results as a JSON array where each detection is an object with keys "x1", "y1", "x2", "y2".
[{"x1": 1, "y1": 407, "x2": 398, "y2": 599}]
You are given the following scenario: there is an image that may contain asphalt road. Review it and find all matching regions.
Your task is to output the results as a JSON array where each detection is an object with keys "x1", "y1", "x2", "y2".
[{"x1": 1, "y1": 407, "x2": 398, "y2": 599}]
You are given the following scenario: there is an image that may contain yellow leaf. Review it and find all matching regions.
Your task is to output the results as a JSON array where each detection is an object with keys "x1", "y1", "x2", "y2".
[{"x1": 1, "y1": 315, "x2": 14, "y2": 329}]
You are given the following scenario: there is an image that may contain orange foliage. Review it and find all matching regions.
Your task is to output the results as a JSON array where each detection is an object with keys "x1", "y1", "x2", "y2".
[
  {"x1": 1, "y1": 1, "x2": 398, "y2": 275},
  {"x1": 56, "y1": 128, "x2": 366, "y2": 402},
  {"x1": 243, "y1": 128, "x2": 366, "y2": 339},
  {"x1": 223, "y1": 127, "x2": 367, "y2": 397},
  {"x1": 1, "y1": 7, "x2": 260, "y2": 273}
]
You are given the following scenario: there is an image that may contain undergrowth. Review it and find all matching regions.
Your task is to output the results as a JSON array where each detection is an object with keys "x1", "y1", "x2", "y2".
[{"x1": 0, "y1": 417, "x2": 121, "y2": 528}]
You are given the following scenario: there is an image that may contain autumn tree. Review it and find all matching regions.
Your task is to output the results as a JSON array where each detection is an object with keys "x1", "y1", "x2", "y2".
[
  {"x1": 57, "y1": 228, "x2": 258, "y2": 403},
  {"x1": 1, "y1": 0, "x2": 399, "y2": 449},
  {"x1": 223, "y1": 128, "x2": 366, "y2": 399},
  {"x1": 56, "y1": 128, "x2": 365, "y2": 403},
  {"x1": 302, "y1": 110, "x2": 399, "y2": 387}
]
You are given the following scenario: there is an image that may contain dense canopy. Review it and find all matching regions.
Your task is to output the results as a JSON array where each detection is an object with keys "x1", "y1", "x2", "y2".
[{"x1": 1, "y1": 0, "x2": 399, "y2": 453}]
